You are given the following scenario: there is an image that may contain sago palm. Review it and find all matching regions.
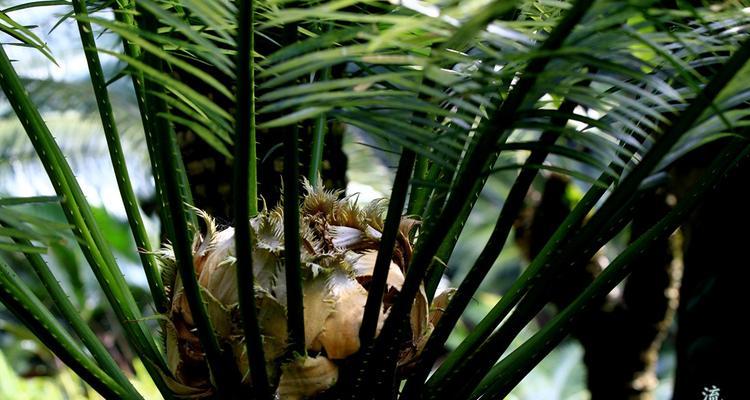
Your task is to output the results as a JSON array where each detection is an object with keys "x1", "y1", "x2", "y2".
[{"x1": 1, "y1": 0, "x2": 749, "y2": 398}]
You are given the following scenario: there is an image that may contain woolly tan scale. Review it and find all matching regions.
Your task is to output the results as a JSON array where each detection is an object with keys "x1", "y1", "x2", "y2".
[{"x1": 157, "y1": 181, "x2": 454, "y2": 399}]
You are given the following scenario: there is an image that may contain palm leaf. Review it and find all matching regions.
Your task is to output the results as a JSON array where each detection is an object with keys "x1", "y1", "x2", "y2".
[
  {"x1": 4, "y1": 0, "x2": 750, "y2": 398},
  {"x1": 473, "y1": 139, "x2": 750, "y2": 399},
  {"x1": 0, "y1": 257, "x2": 136, "y2": 399},
  {"x1": 0, "y1": 42, "x2": 170, "y2": 389}
]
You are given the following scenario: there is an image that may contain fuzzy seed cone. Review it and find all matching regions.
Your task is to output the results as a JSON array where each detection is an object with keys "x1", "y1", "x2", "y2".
[{"x1": 158, "y1": 180, "x2": 450, "y2": 398}]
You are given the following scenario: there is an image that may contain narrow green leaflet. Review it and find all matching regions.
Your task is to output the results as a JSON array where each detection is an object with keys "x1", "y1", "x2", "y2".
[
  {"x1": 0, "y1": 44, "x2": 167, "y2": 375},
  {"x1": 0, "y1": 258, "x2": 138, "y2": 400}
]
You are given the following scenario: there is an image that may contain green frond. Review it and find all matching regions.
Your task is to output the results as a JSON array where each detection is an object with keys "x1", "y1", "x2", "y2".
[
  {"x1": 4, "y1": 0, "x2": 750, "y2": 397},
  {"x1": 0, "y1": 9, "x2": 56, "y2": 64},
  {"x1": 0, "y1": 257, "x2": 138, "y2": 399}
]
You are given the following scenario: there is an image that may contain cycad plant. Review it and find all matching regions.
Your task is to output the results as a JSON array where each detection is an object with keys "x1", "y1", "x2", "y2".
[{"x1": 1, "y1": 0, "x2": 749, "y2": 398}]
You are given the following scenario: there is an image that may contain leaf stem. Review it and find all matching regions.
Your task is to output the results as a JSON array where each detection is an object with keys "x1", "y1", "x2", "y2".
[
  {"x1": 135, "y1": 7, "x2": 244, "y2": 397},
  {"x1": 153, "y1": 83, "x2": 244, "y2": 397},
  {"x1": 406, "y1": 154, "x2": 429, "y2": 216},
  {"x1": 474, "y1": 141, "x2": 749, "y2": 398},
  {"x1": 428, "y1": 35, "x2": 750, "y2": 396},
  {"x1": 234, "y1": 0, "x2": 271, "y2": 396},
  {"x1": 359, "y1": 148, "x2": 416, "y2": 347},
  {"x1": 308, "y1": 67, "x2": 331, "y2": 186},
  {"x1": 1, "y1": 221, "x2": 142, "y2": 400},
  {"x1": 371, "y1": 0, "x2": 596, "y2": 375},
  {"x1": 112, "y1": 1, "x2": 176, "y2": 245},
  {"x1": 0, "y1": 258, "x2": 134, "y2": 400},
  {"x1": 71, "y1": 0, "x2": 167, "y2": 313},
  {"x1": 404, "y1": 96, "x2": 581, "y2": 396},
  {"x1": 0, "y1": 42, "x2": 166, "y2": 377},
  {"x1": 283, "y1": 123, "x2": 306, "y2": 356}
]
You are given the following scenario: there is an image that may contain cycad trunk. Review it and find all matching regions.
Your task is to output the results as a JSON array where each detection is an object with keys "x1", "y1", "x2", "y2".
[
  {"x1": 673, "y1": 146, "x2": 749, "y2": 400},
  {"x1": 170, "y1": 65, "x2": 348, "y2": 222},
  {"x1": 517, "y1": 175, "x2": 679, "y2": 399}
]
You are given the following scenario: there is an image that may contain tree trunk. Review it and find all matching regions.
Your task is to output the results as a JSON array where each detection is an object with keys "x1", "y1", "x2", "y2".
[
  {"x1": 516, "y1": 174, "x2": 680, "y2": 400},
  {"x1": 672, "y1": 148, "x2": 749, "y2": 400},
  {"x1": 170, "y1": 65, "x2": 348, "y2": 223}
]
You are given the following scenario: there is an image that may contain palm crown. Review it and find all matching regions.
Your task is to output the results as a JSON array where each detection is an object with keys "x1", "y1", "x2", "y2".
[{"x1": 1, "y1": 0, "x2": 749, "y2": 398}]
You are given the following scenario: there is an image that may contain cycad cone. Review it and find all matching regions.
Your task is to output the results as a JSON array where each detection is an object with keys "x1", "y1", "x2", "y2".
[{"x1": 159, "y1": 181, "x2": 453, "y2": 399}]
